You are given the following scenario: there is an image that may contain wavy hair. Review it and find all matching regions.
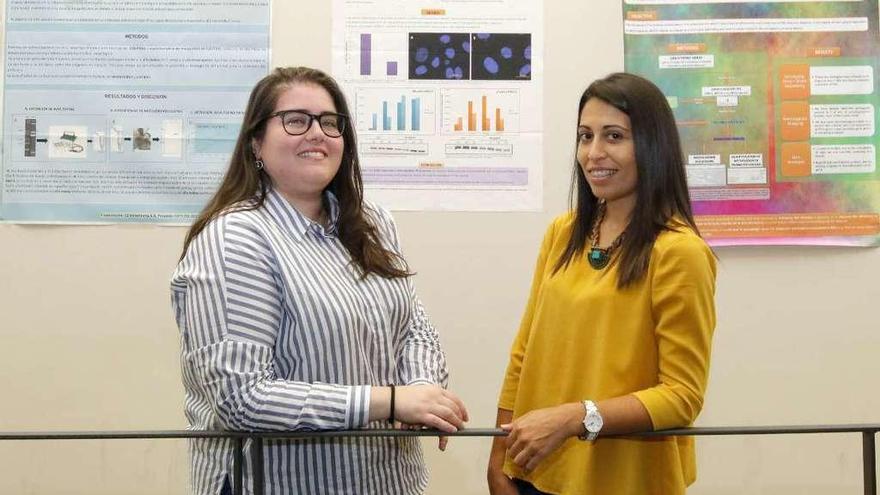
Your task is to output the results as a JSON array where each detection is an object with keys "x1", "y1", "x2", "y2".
[
  {"x1": 180, "y1": 67, "x2": 410, "y2": 279},
  {"x1": 553, "y1": 72, "x2": 700, "y2": 287}
]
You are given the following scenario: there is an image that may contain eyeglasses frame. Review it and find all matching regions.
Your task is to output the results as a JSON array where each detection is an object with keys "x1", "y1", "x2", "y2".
[{"x1": 267, "y1": 109, "x2": 349, "y2": 138}]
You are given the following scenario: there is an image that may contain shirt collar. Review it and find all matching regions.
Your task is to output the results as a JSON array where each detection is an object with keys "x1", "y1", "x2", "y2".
[{"x1": 264, "y1": 187, "x2": 340, "y2": 239}]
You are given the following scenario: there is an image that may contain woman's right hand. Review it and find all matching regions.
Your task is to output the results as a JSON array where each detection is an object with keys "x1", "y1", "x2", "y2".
[
  {"x1": 369, "y1": 384, "x2": 468, "y2": 432},
  {"x1": 394, "y1": 384, "x2": 469, "y2": 432}
]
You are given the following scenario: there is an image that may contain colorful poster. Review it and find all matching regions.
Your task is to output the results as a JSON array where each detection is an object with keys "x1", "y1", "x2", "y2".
[
  {"x1": 1, "y1": 0, "x2": 270, "y2": 223},
  {"x1": 624, "y1": 0, "x2": 880, "y2": 246},
  {"x1": 332, "y1": 0, "x2": 543, "y2": 211}
]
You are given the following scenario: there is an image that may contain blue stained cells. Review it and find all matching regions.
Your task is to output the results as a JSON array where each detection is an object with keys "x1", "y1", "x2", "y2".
[
  {"x1": 462, "y1": 40, "x2": 471, "y2": 53},
  {"x1": 415, "y1": 47, "x2": 429, "y2": 63},
  {"x1": 454, "y1": 66, "x2": 464, "y2": 79},
  {"x1": 445, "y1": 47, "x2": 456, "y2": 59},
  {"x1": 519, "y1": 64, "x2": 531, "y2": 77},
  {"x1": 476, "y1": 33, "x2": 491, "y2": 40},
  {"x1": 445, "y1": 67, "x2": 454, "y2": 78},
  {"x1": 415, "y1": 65, "x2": 428, "y2": 75},
  {"x1": 440, "y1": 34, "x2": 451, "y2": 44},
  {"x1": 524, "y1": 45, "x2": 532, "y2": 60},
  {"x1": 501, "y1": 47, "x2": 513, "y2": 59},
  {"x1": 483, "y1": 56, "x2": 499, "y2": 74},
  {"x1": 431, "y1": 56, "x2": 440, "y2": 68}
]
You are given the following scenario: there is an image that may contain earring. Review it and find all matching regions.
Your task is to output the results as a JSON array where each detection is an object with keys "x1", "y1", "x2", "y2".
[{"x1": 254, "y1": 159, "x2": 264, "y2": 170}]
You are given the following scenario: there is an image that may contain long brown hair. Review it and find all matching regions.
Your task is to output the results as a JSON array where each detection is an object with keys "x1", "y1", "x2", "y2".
[
  {"x1": 554, "y1": 72, "x2": 700, "y2": 287},
  {"x1": 181, "y1": 67, "x2": 411, "y2": 279}
]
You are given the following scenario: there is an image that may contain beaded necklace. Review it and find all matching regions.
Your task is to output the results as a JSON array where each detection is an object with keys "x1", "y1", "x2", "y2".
[{"x1": 587, "y1": 204, "x2": 625, "y2": 270}]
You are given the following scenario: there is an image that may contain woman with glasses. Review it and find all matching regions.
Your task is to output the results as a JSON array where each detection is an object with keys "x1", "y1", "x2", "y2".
[
  {"x1": 171, "y1": 66, "x2": 468, "y2": 495},
  {"x1": 487, "y1": 73, "x2": 716, "y2": 495}
]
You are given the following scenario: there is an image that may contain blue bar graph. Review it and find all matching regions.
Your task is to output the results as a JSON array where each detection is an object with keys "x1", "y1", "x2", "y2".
[{"x1": 368, "y1": 94, "x2": 424, "y2": 132}]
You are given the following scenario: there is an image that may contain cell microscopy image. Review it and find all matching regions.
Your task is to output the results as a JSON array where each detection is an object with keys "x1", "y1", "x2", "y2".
[
  {"x1": 409, "y1": 32, "x2": 471, "y2": 80},
  {"x1": 471, "y1": 33, "x2": 531, "y2": 80}
]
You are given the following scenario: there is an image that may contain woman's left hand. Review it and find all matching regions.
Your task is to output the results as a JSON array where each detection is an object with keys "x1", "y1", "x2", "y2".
[{"x1": 501, "y1": 402, "x2": 583, "y2": 472}]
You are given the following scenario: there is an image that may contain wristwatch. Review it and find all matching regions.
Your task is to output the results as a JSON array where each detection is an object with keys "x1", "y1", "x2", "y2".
[{"x1": 579, "y1": 400, "x2": 603, "y2": 441}]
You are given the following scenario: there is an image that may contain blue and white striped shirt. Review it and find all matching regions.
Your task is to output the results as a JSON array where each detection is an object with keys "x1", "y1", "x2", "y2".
[{"x1": 170, "y1": 188, "x2": 449, "y2": 495}]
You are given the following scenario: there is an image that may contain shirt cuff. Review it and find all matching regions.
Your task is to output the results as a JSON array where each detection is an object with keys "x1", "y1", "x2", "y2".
[{"x1": 348, "y1": 385, "x2": 371, "y2": 428}]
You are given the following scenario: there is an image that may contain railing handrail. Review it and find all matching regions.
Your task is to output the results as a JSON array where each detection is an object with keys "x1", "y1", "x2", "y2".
[
  {"x1": 2, "y1": 425, "x2": 877, "y2": 495},
  {"x1": 2, "y1": 423, "x2": 880, "y2": 440}
]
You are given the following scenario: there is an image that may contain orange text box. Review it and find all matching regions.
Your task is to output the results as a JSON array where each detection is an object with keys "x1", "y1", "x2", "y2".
[
  {"x1": 780, "y1": 101, "x2": 810, "y2": 141},
  {"x1": 780, "y1": 64, "x2": 810, "y2": 100},
  {"x1": 780, "y1": 142, "x2": 812, "y2": 177},
  {"x1": 808, "y1": 47, "x2": 841, "y2": 57}
]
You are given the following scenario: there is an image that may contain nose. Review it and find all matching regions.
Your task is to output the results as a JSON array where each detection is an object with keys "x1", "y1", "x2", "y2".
[
  {"x1": 587, "y1": 140, "x2": 606, "y2": 161},
  {"x1": 304, "y1": 118, "x2": 325, "y2": 141}
]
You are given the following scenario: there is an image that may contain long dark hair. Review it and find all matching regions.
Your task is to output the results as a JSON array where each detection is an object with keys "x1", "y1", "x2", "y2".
[
  {"x1": 553, "y1": 72, "x2": 699, "y2": 287},
  {"x1": 181, "y1": 67, "x2": 410, "y2": 279}
]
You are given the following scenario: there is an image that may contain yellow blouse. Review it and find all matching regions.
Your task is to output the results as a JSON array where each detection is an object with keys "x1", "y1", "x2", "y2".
[{"x1": 499, "y1": 212, "x2": 717, "y2": 495}]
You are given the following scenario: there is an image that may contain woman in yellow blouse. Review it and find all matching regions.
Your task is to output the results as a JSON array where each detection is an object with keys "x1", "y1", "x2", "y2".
[{"x1": 487, "y1": 72, "x2": 717, "y2": 495}]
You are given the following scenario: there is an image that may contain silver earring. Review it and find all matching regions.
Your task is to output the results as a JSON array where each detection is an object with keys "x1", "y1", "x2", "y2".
[{"x1": 254, "y1": 159, "x2": 264, "y2": 170}]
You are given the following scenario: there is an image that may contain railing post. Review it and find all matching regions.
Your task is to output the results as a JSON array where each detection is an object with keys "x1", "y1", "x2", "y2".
[
  {"x1": 233, "y1": 437, "x2": 243, "y2": 495},
  {"x1": 864, "y1": 431, "x2": 876, "y2": 495}
]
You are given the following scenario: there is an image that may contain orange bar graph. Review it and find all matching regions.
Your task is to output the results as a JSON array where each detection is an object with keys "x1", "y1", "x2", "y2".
[
  {"x1": 495, "y1": 108, "x2": 503, "y2": 131},
  {"x1": 467, "y1": 101, "x2": 476, "y2": 131},
  {"x1": 482, "y1": 96, "x2": 489, "y2": 131},
  {"x1": 454, "y1": 117, "x2": 463, "y2": 131}
]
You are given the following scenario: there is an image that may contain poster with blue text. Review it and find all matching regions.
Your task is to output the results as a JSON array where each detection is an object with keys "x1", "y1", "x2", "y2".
[{"x1": 1, "y1": 0, "x2": 269, "y2": 223}]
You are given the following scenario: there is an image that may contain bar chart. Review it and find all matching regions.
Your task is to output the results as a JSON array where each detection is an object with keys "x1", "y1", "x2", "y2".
[
  {"x1": 355, "y1": 88, "x2": 436, "y2": 134},
  {"x1": 347, "y1": 32, "x2": 407, "y2": 81},
  {"x1": 441, "y1": 88, "x2": 519, "y2": 135}
]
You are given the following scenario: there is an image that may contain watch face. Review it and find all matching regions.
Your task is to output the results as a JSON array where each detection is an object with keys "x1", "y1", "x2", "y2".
[{"x1": 587, "y1": 414, "x2": 603, "y2": 432}]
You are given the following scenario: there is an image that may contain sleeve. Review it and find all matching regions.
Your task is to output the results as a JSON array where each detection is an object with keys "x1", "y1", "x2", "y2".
[
  {"x1": 174, "y1": 214, "x2": 370, "y2": 431},
  {"x1": 632, "y1": 233, "x2": 717, "y2": 430},
  {"x1": 497, "y1": 217, "x2": 560, "y2": 410},
  {"x1": 368, "y1": 204, "x2": 450, "y2": 387}
]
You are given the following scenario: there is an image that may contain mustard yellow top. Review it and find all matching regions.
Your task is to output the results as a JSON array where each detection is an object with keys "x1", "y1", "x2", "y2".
[{"x1": 499, "y1": 212, "x2": 717, "y2": 495}]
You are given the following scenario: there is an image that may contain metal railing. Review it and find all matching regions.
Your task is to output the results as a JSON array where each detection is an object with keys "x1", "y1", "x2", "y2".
[{"x1": 2, "y1": 424, "x2": 878, "y2": 495}]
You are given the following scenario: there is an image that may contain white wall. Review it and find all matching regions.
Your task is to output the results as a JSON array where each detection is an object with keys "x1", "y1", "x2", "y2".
[{"x1": 1, "y1": 1, "x2": 878, "y2": 494}]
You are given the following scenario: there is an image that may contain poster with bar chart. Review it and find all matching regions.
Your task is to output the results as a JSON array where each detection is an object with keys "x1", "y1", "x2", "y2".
[{"x1": 332, "y1": 0, "x2": 543, "y2": 211}]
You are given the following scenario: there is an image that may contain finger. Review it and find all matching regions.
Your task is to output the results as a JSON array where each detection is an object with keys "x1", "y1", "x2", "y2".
[
  {"x1": 431, "y1": 403, "x2": 465, "y2": 430},
  {"x1": 512, "y1": 446, "x2": 533, "y2": 468},
  {"x1": 442, "y1": 390, "x2": 470, "y2": 422},
  {"x1": 421, "y1": 414, "x2": 459, "y2": 433},
  {"x1": 438, "y1": 436, "x2": 448, "y2": 451},
  {"x1": 525, "y1": 450, "x2": 545, "y2": 472}
]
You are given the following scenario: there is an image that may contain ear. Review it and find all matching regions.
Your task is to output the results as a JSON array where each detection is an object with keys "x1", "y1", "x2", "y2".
[{"x1": 251, "y1": 137, "x2": 262, "y2": 159}]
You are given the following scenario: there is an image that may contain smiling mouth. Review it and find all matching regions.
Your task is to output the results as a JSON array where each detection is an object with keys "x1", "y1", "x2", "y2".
[
  {"x1": 298, "y1": 151, "x2": 327, "y2": 159},
  {"x1": 588, "y1": 169, "x2": 617, "y2": 178}
]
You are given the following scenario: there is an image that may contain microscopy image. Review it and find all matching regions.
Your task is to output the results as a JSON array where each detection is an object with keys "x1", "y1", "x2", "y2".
[
  {"x1": 409, "y1": 32, "x2": 471, "y2": 80},
  {"x1": 471, "y1": 33, "x2": 531, "y2": 80}
]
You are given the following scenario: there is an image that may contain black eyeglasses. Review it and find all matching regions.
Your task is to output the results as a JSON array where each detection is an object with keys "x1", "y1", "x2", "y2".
[{"x1": 268, "y1": 110, "x2": 348, "y2": 138}]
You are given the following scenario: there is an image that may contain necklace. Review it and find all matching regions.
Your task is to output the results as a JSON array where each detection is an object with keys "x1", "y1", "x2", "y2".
[{"x1": 587, "y1": 204, "x2": 624, "y2": 270}]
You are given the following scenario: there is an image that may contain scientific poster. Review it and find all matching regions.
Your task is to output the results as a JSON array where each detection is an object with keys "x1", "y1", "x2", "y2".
[
  {"x1": 332, "y1": 0, "x2": 543, "y2": 211},
  {"x1": 624, "y1": 0, "x2": 880, "y2": 245},
  {"x1": 1, "y1": 0, "x2": 270, "y2": 223}
]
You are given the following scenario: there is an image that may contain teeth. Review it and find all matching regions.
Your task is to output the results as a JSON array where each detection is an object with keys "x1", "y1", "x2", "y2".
[
  {"x1": 590, "y1": 169, "x2": 616, "y2": 178},
  {"x1": 298, "y1": 151, "x2": 326, "y2": 159}
]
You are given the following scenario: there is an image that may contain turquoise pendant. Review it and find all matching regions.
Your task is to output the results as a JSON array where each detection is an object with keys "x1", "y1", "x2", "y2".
[{"x1": 588, "y1": 247, "x2": 611, "y2": 270}]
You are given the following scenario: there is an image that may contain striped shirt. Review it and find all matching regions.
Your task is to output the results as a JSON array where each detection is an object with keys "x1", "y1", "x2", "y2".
[{"x1": 170, "y1": 188, "x2": 449, "y2": 495}]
